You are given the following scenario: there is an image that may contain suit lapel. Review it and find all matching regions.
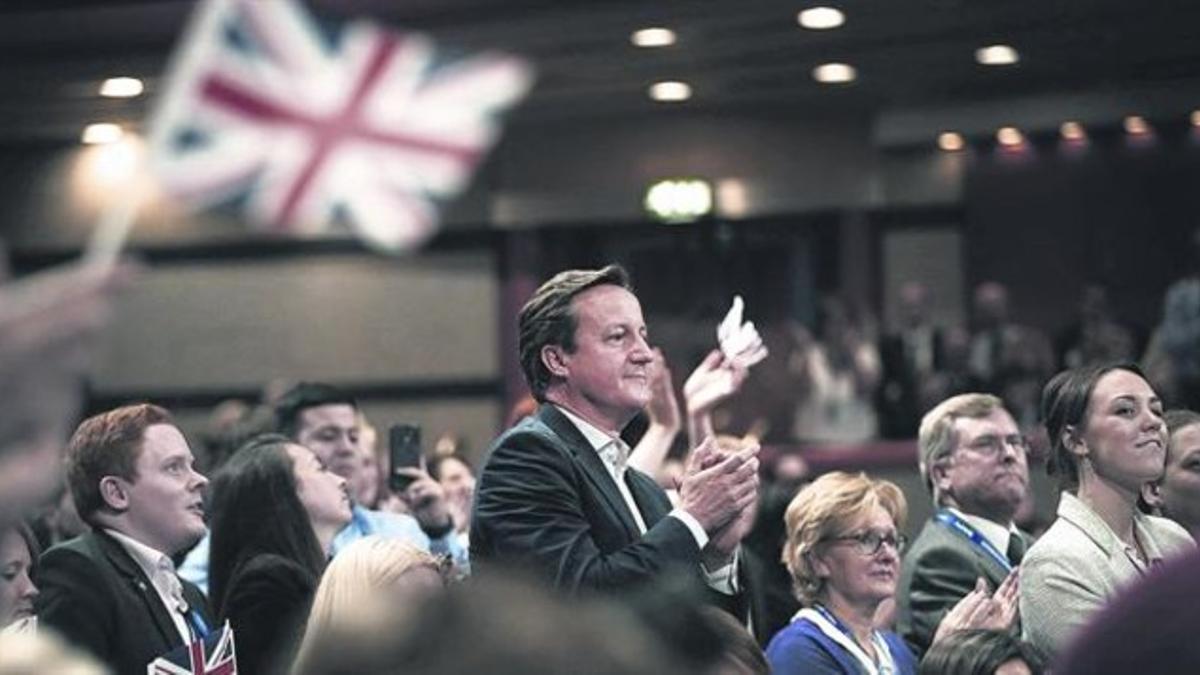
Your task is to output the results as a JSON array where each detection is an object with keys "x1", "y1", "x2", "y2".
[
  {"x1": 538, "y1": 406, "x2": 641, "y2": 539},
  {"x1": 95, "y1": 531, "x2": 184, "y2": 649},
  {"x1": 626, "y1": 469, "x2": 669, "y2": 527}
]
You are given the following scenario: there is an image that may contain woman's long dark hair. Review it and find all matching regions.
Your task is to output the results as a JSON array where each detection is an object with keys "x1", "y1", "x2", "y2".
[{"x1": 207, "y1": 434, "x2": 327, "y2": 619}]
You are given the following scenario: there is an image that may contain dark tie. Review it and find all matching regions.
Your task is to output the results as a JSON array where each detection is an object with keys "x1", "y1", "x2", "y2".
[{"x1": 1006, "y1": 534, "x2": 1026, "y2": 566}]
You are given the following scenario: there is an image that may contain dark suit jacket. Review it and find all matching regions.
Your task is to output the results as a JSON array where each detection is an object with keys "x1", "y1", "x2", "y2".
[
  {"x1": 37, "y1": 529, "x2": 213, "y2": 675},
  {"x1": 220, "y1": 554, "x2": 316, "y2": 675},
  {"x1": 471, "y1": 405, "x2": 741, "y2": 612},
  {"x1": 895, "y1": 516, "x2": 1025, "y2": 657}
]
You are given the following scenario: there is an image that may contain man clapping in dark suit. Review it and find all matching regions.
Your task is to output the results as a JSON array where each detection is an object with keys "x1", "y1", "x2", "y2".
[
  {"x1": 471, "y1": 265, "x2": 758, "y2": 613},
  {"x1": 37, "y1": 404, "x2": 213, "y2": 675},
  {"x1": 896, "y1": 393, "x2": 1029, "y2": 656}
]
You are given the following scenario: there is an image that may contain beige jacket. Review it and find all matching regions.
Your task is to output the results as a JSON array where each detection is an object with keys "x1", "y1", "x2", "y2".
[{"x1": 1019, "y1": 492, "x2": 1195, "y2": 662}]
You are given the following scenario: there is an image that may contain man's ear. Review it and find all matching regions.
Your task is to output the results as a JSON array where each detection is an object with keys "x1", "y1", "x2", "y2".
[
  {"x1": 541, "y1": 345, "x2": 570, "y2": 378},
  {"x1": 931, "y1": 458, "x2": 953, "y2": 495},
  {"x1": 98, "y1": 476, "x2": 130, "y2": 512}
]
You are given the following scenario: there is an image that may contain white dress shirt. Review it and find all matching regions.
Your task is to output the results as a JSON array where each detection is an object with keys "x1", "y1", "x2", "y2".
[
  {"x1": 105, "y1": 529, "x2": 193, "y2": 643},
  {"x1": 555, "y1": 406, "x2": 739, "y2": 594}
]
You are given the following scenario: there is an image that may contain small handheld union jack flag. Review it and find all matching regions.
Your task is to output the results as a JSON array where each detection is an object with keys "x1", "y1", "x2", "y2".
[
  {"x1": 147, "y1": 621, "x2": 237, "y2": 675},
  {"x1": 146, "y1": 0, "x2": 533, "y2": 252}
]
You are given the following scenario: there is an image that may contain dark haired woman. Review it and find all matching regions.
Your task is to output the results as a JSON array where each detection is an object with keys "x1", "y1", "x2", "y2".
[
  {"x1": 1020, "y1": 364, "x2": 1195, "y2": 661},
  {"x1": 208, "y1": 434, "x2": 352, "y2": 675}
]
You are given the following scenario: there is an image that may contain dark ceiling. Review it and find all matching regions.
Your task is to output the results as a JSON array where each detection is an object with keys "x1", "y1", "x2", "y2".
[{"x1": 1, "y1": 0, "x2": 1199, "y2": 143}]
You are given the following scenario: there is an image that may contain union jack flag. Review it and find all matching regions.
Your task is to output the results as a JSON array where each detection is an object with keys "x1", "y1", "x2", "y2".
[
  {"x1": 147, "y1": 0, "x2": 533, "y2": 251},
  {"x1": 147, "y1": 621, "x2": 237, "y2": 675}
]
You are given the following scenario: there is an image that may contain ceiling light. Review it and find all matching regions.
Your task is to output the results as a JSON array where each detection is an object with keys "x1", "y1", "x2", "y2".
[
  {"x1": 996, "y1": 126, "x2": 1024, "y2": 147},
  {"x1": 649, "y1": 81, "x2": 691, "y2": 102},
  {"x1": 81, "y1": 123, "x2": 123, "y2": 144},
  {"x1": 631, "y1": 28, "x2": 676, "y2": 48},
  {"x1": 645, "y1": 178, "x2": 713, "y2": 223},
  {"x1": 937, "y1": 132, "x2": 965, "y2": 152},
  {"x1": 100, "y1": 77, "x2": 144, "y2": 98},
  {"x1": 1123, "y1": 115, "x2": 1150, "y2": 135},
  {"x1": 1060, "y1": 121, "x2": 1087, "y2": 142},
  {"x1": 1191, "y1": 110, "x2": 1200, "y2": 127},
  {"x1": 975, "y1": 45, "x2": 1019, "y2": 66},
  {"x1": 798, "y1": 7, "x2": 845, "y2": 30},
  {"x1": 812, "y1": 63, "x2": 856, "y2": 84}
]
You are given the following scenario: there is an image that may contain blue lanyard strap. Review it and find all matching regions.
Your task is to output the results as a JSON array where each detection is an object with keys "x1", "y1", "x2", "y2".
[
  {"x1": 186, "y1": 608, "x2": 210, "y2": 640},
  {"x1": 934, "y1": 510, "x2": 1013, "y2": 573}
]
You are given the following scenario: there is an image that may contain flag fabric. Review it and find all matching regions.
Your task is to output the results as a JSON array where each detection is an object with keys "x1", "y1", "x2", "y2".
[
  {"x1": 147, "y1": 621, "x2": 237, "y2": 675},
  {"x1": 147, "y1": 0, "x2": 533, "y2": 251}
]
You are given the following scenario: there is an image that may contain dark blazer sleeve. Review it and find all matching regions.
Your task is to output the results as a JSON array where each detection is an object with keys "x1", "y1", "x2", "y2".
[
  {"x1": 900, "y1": 540, "x2": 986, "y2": 655},
  {"x1": 37, "y1": 544, "x2": 117, "y2": 663},
  {"x1": 221, "y1": 555, "x2": 315, "y2": 675},
  {"x1": 471, "y1": 425, "x2": 702, "y2": 595}
]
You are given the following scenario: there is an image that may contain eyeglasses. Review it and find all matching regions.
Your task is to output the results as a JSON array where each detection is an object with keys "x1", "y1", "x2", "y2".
[
  {"x1": 962, "y1": 433, "x2": 1029, "y2": 458},
  {"x1": 824, "y1": 531, "x2": 908, "y2": 556}
]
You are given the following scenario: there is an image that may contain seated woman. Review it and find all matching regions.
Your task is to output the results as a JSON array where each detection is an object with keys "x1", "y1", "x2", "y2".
[
  {"x1": 208, "y1": 434, "x2": 353, "y2": 675},
  {"x1": 295, "y1": 535, "x2": 444, "y2": 670},
  {"x1": 1021, "y1": 363, "x2": 1196, "y2": 662},
  {"x1": 766, "y1": 471, "x2": 917, "y2": 675},
  {"x1": 0, "y1": 523, "x2": 38, "y2": 633}
]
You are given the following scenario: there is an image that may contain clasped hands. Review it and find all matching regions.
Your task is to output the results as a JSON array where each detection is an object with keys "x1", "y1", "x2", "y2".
[{"x1": 676, "y1": 436, "x2": 760, "y2": 568}]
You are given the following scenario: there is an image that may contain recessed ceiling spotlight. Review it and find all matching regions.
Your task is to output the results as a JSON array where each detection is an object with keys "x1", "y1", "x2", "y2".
[
  {"x1": 81, "y1": 123, "x2": 123, "y2": 145},
  {"x1": 975, "y1": 44, "x2": 1019, "y2": 66},
  {"x1": 937, "y1": 132, "x2": 965, "y2": 152},
  {"x1": 1123, "y1": 115, "x2": 1150, "y2": 135},
  {"x1": 100, "y1": 77, "x2": 144, "y2": 98},
  {"x1": 1060, "y1": 121, "x2": 1087, "y2": 142},
  {"x1": 798, "y1": 7, "x2": 845, "y2": 30},
  {"x1": 812, "y1": 63, "x2": 857, "y2": 84},
  {"x1": 631, "y1": 27, "x2": 676, "y2": 48},
  {"x1": 649, "y1": 81, "x2": 692, "y2": 102},
  {"x1": 996, "y1": 126, "x2": 1024, "y2": 147}
]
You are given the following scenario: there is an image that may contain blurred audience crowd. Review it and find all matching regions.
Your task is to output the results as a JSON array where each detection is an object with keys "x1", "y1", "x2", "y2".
[{"x1": 1, "y1": 255, "x2": 1199, "y2": 675}]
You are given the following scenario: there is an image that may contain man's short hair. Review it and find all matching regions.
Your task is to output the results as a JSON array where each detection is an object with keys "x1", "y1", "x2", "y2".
[
  {"x1": 66, "y1": 403, "x2": 174, "y2": 525},
  {"x1": 274, "y1": 383, "x2": 358, "y2": 439},
  {"x1": 917, "y1": 393, "x2": 1005, "y2": 504},
  {"x1": 517, "y1": 265, "x2": 632, "y2": 402}
]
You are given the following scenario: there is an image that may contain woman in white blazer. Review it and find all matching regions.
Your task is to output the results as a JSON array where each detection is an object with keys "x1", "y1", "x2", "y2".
[{"x1": 1020, "y1": 363, "x2": 1195, "y2": 663}]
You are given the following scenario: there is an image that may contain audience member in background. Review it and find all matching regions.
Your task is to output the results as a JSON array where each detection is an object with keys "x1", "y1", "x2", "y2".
[
  {"x1": 879, "y1": 281, "x2": 946, "y2": 439},
  {"x1": 767, "y1": 472, "x2": 917, "y2": 675},
  {"x1": 919, "y1": 629, "x2": 1043, "y2": 675},
  {"x1": 294, "y1": 536, "x2": 444, "y2": 673},
  {"x1": 742, "y1": 452, "x2": 809, "y2": 647},
  {"x1": 208, "y1": 434, "x2": 352, "y2": 675},
  {"x1": 349, "y1": 414, "x2": 380, "y2": 509},
  {"x1": 427, "y1": 451, "x2": 475, "y2": 548},
  {"x1": 472, "y1": 265, "x2": 756, "y2": 616},
  {"x1": 1021, "y1": 363, "x2": 1195, "y2": 662},
  {"x1": 28, "y1": 483, "x2": 87, "y2": 552},
  {"x1": 1143, "y1": 274, "x2": 1200, "y2": 409},
  {"x1": 792, "y1": 297, "x2": 881, "y2": 443},
  {"x1": 37, "y1": 404, "x2": 212, "y2": 675},
  {"x1": 1054, "y1": 546, "x2": 1200, "y2": 674},
  {"x1": 897, "y1": 393, "x2": 1028, "y2": 657},
  {"x1": 292, "y1": 575, "x2": 684, "y2": 675},
  {"x1": 0, "y1": 524, "x2": 38, "y2": 633},
  {"x1": 1145, "y1": 409, "x2": 1200, "y2": 539},
  {"x1": 0, "y1": 258, "x2": 134, "y2": 524},
  {"x1": 966, "y1": 282, "x2": 1054, "y2": 430},
  {"x1": 626, "y1": 348, "x2": 683, "y2": 481},
  {"x1": 1054, "y1": 284, "x2": 1137, "y2": 371},
  {"x1": 180, "y1": 383, "x2": 464, "y2": 593}
]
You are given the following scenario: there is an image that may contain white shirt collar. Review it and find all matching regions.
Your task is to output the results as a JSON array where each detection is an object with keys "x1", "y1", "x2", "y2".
[
  {"x1": 105, "y1": 529, "x2": 187, "y2": 611},
  {"x1": 947, "y1": 508, "x2": 1015, "y2": 554},
  {"x1": 555, "y1": 405, "x2": 630, "y2": 476}
]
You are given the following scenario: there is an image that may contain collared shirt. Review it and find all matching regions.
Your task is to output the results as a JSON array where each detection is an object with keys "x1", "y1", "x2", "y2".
[
  {"x1": 104, "y1": 529, "x2": 192, "y2": 643},
  {"x1": 948, "y1": 507, "x2": 1017, "y2": 559},
  {"x1": 555, "y1": 406, "x2": 739, "y2": 594}
]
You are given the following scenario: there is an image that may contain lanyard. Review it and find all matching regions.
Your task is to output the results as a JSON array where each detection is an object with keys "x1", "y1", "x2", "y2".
[
  {"x1": 185, "y1": 608, "x2": 210, "y2": 641},
  {"x1": 934, "y1": 510, "x2": 1012, "y2": 573},
  {"x1": 803, "y1": 605, "x2": 897, "y2": 675}
]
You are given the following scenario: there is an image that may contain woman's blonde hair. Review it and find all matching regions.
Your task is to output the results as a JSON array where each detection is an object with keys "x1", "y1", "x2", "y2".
[
  {"x1": 781, "y1": 471, "x2": 906, "y2": 605},
  {"x1": 295, "y1": 536, "x2": 443, "y2": 670}
]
